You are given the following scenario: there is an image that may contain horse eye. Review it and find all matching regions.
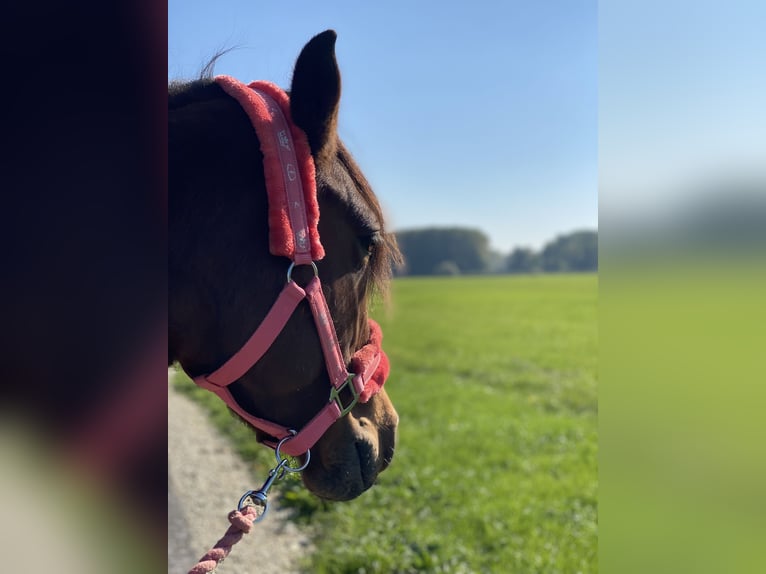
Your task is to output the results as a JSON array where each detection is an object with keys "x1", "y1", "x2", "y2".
[{"x1": 358, "y1": 232, "x2": 380, "y2": 255}]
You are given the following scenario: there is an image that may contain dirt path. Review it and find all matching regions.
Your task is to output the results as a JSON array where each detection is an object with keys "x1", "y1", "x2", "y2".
[{"x1": 168, "y1": 375, "x2": 313, "y2": 574}]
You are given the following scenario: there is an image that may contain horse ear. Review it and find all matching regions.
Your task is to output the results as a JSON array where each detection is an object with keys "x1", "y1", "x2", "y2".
[{"x1": 290, "y1": 30, "x2": 341, "y2": 161}]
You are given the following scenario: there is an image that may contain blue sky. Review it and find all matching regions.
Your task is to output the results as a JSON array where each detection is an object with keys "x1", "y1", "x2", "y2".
[
  {"x1": 169, "y1": 0, "x2": 597, "y2": 252},
  {"x1": 599, "y1": 0, "x2": 766, "y2": 216}
]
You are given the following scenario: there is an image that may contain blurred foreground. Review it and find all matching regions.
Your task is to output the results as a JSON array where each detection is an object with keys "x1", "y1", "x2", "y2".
[
  {"x1": 600, "y1": 0, "x2": 765, "y2": 569},
  {"x1": 1, "y1": 1, "x2": 167, "y2": 571},
  {"x1": 600, "y1": 244, "x2": 766, "y2": 573}
]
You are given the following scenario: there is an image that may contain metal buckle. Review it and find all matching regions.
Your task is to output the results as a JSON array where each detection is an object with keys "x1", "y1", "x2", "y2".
[
  {"x1": 274, "y1": 433, "x2": 311, "y2": 472},
  {"x1": 329, "y1": 374, "x2": 360, "y2": 417},
  {"x1": 286, "y1": 261, "x2": 318, "y2": 283},
  {"x1": 237, "y1": 435, "x2": 311, "y2": 522}
]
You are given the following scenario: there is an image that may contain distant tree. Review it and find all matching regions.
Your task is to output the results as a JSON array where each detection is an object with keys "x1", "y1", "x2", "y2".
[
  {"x1": 433, "y1": 260, "x2": 461, "y2": 276},
  {"x1": 506, "y1": 247, "x2": 539, "y2": 274},
  {"x1": 487, "y1": 250, "x2": 508, "y2": 274},
  {"x1": 540, "y1": 230, "x2": 598, "y2": 272},
  {"x1": 396, "y1": 227, "x2": 491, "y2": 276}
]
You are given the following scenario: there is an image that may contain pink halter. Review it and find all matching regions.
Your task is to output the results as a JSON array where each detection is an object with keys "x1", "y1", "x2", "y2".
[{"x1": 189, "y1": 76, "x2": 389, "y2": 457}]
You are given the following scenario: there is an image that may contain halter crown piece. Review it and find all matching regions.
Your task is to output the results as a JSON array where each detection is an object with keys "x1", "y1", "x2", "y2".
[{"x1": 189, "y1": 76, "x2": 389, "y2": 457}]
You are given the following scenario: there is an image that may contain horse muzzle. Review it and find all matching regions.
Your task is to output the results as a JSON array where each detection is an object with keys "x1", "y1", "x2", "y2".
[{"x1": 301, "y1": 390, "x2": 398, "y2": 501}]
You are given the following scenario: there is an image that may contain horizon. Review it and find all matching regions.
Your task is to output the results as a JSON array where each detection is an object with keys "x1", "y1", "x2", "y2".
[{"x1": 393, "y1": 224, "x2": 598, "y2": 254}]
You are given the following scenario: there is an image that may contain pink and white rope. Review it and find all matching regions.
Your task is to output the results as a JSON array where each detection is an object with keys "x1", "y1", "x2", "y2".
[{"x1": 187, "y1": 506, "x2": 260, "y2": 574}]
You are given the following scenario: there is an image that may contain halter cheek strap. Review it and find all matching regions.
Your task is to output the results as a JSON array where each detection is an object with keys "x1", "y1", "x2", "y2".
[{"x1": 188, "y1": 76, "x2": 389, "y2": 457}]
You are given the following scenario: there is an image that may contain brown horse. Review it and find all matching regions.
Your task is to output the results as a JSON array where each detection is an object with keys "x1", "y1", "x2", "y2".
[{"x1": 169, "y1": 30, "x2": 401, "y2": 501}]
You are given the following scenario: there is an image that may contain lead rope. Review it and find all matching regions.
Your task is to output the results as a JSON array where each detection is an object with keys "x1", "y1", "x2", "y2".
[
  {"x1": 187, "y1": 436, "x2": 310, "y2": 574},
  {"x1": 187, "y1": 506, "x2": 260, "y2": 574}
]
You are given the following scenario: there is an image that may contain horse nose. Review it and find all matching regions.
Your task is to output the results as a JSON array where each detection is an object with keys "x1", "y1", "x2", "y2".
[
  {"x1": 300, "y1": 393, "x2": 398, "y2": 501},
  {"x1": 354, "y1": 436, "x2": 378, "y2": 490},
  {"x1": 300, "y1": 419, "x2": 383, "y2": 500}
]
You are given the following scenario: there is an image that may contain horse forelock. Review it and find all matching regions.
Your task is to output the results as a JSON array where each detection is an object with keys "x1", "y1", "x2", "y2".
[{"x1": 335, "y1": 142, "x2": 402, "y2": 303}]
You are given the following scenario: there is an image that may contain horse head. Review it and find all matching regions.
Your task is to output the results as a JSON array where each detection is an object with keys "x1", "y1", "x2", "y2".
[{"x1": 169, "y1": 31, "x2": 401, "y2": 501}]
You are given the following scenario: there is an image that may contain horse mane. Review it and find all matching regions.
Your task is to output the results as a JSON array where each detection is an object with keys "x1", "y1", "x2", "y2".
[
  {"x1": 168, "y1": 79, "x2": 220, "y2": 109},
  {"x1": 335, "y1": 142, "x2": 402, "y2": 301},
  {"x1": 167, "y1": 47, "x2": 236, "y2": 102}
]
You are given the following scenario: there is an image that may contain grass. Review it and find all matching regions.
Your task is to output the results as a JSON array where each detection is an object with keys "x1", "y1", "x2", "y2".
[{"x1": 173, "y1": 274, "x2": 598, "y2": 573}]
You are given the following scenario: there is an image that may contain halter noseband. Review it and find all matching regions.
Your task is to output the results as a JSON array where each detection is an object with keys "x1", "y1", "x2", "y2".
[{"x1": 188, "y1": 76, "x2": 389, "y2": 457}]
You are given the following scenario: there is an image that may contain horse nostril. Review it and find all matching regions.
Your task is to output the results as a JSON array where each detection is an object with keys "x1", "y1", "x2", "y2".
[{"x1": 354, "y1": 439, "x2": 377, "y2": 489}]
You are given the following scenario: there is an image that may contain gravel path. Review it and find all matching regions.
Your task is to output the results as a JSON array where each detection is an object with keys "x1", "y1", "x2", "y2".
[{"x1": 168, "y1": 374, "x2": 314, "y2": 574}]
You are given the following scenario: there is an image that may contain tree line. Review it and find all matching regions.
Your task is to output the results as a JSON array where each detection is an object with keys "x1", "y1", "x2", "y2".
[{"x1": 394, "y1": 227, "x2": 597, "y2": 276}]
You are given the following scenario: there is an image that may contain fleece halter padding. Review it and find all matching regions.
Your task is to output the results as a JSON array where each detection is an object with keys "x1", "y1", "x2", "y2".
[
  {"x1": 352, "y1": 318, "x2": 388, "y2": 403},
  {"x1": 215, "y1": 76, "x2": 324, "y2": 263}
]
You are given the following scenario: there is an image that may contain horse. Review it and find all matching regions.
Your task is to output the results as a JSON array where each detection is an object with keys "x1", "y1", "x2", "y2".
[{"x1": 169, "y1": 30, "x2": 401, "y2": 502}]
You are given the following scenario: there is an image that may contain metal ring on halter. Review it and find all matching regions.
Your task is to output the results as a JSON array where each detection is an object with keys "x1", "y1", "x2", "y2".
[
  {"x1": 286, "y1": 261, "x2": 318, "y2": 283},
  {"x1": 274, "y1": 433, "x2": 311, "y2": 472}
]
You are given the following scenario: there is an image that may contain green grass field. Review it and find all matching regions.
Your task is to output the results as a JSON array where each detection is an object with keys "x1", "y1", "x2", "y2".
[{"x1": 174, "y1": 274, "x2": 598, "y2": 573}]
